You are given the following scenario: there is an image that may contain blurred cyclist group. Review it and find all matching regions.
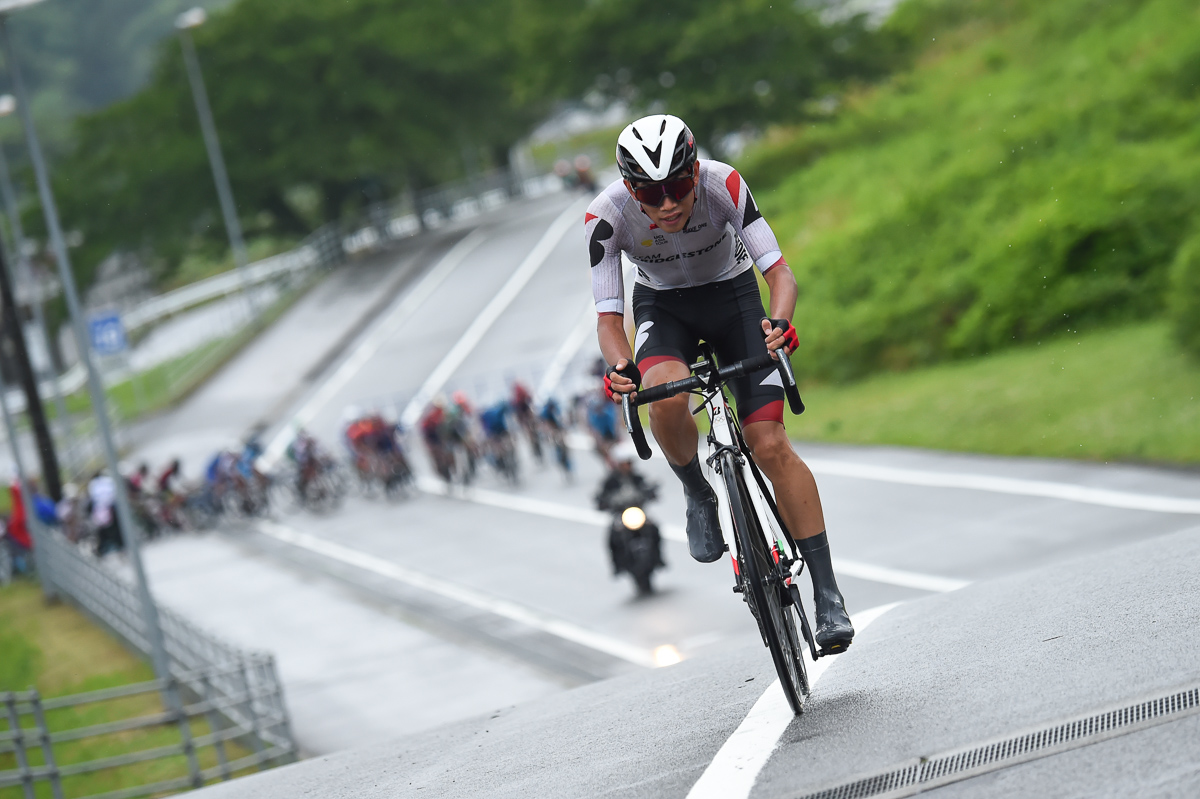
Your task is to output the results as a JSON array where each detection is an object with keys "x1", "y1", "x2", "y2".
[{"x1": 10, "y1": 364, "x2": 627, "y2": 577}]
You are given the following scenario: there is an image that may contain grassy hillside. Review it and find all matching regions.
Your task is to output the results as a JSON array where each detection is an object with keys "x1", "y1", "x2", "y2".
[
  {"x1": 742, "y1": 0, "x2": 1200, "y2": 381},
  {"x1": 787, "y1": 321, "x2": 1200, "y2": 463}
]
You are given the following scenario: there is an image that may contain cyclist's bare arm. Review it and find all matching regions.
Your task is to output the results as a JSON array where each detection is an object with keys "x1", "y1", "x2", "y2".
[
  {"x1": 761, "y1": 262, "x2": 798, "y2": 355},
  {"x1": 598, "y1": 314, "x2": 637, "y2": 399}
]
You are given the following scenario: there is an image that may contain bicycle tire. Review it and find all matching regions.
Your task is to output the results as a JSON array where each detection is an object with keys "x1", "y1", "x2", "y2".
[{"x1": 722, "y1": 454, "x2": 810, "y2": 714}]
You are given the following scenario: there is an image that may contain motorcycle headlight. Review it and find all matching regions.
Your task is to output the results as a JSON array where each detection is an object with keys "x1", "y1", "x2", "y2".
[{"x1": 621, "y1": 506, "x2": 646, "y2": 530}]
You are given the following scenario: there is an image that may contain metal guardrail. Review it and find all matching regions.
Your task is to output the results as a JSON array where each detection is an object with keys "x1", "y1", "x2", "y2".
[
  {"x1": 121, "y1": 167, "x2": 564, "y2": 334},
  {"x1": 7, "y1": 530, "x2": 297, "y2": 797},
  {"x1": 1, "y1": 659, "x2": 294, "y2": 799},
  {"x1": 123, "y1": 248, "x2": 319, "y2": 332},
  {"x1": 4, "y1": 167, "x2": 565, "y2": 415}
]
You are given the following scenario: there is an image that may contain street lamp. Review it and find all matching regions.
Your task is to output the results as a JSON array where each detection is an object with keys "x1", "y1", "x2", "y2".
[
  {"x1": 176, "y1": 7, "x2": 257, "y2": 318},
  {"x1": 0, "y1": 3, "x2": 175, "y2": 686},
  {"x1": 0, "y1": 92, "x2": 73, "y2": 460}
]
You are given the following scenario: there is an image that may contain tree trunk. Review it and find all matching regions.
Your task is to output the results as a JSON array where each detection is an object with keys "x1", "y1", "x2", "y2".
[{"x1": 0, "y1": 245, "x2": 61, "y2": 501}]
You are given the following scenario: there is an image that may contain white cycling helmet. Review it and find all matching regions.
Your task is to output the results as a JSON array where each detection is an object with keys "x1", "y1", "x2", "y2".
[{"x1": 616, "y1": 114, "x2": 697, "y2": 183}]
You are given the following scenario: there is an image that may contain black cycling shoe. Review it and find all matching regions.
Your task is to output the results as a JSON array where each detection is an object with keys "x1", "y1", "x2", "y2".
[
  {"x1": 796, "y1": 531, "x2": 855, "y2": 654},
  {"x1": 814, "y1": 590, "x2": 854, "y2": 654},
  {"x1": 683, "y1": 484, "x2": 725, "y2": 563},
  {"x1": 671, "y1": 455, "x2": 726, "y2": 563}
]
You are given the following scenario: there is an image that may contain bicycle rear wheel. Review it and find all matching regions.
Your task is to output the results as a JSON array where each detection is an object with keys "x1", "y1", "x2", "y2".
[{"x1": 723, "y1": 455, "x2": 810, "y2": 714}]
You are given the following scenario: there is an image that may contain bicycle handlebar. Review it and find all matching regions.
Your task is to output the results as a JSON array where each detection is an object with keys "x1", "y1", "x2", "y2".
[{"x1": 621, "y1": 350, "x2": 805, "y2": 461}]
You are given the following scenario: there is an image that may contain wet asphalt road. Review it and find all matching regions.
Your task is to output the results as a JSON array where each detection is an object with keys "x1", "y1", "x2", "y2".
[{"x1": 116, "y1": 187, "x2": 1200, "y2": 795}]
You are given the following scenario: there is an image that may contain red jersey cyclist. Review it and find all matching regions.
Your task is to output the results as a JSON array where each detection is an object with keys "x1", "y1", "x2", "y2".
[{"x1": 585, "y1": 114, "x2": 854, "y2": 652}]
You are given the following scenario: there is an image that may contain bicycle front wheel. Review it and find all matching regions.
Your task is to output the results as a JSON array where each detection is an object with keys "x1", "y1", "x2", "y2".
[{"x1": 723, "y1": 455, "x2": 810, "y2": 714}]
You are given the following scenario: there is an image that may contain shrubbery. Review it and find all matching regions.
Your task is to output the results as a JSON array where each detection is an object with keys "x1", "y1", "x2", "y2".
[
  {"x1": 1167, "y1": 232, "x2": 1200, "y2": 358},
  {"x1": 742, "y1": 0, "x2": 1200, "y2": 380}
]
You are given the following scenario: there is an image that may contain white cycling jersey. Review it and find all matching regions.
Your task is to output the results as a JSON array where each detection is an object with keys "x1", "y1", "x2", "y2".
[{"x1": 585, "y1": 159, "x2": 785, "y2": 315}]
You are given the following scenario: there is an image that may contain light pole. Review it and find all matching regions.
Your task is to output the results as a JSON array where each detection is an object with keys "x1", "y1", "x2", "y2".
[
  {"x1": 176, "y1": 7, "x2": 257, "y2": 319},
  {"x1": 0, "y1": 93, "x2": 73, "y2": 469},
  {"x1": 0, "y1": 8, "x2": 174, "y2": 683}
]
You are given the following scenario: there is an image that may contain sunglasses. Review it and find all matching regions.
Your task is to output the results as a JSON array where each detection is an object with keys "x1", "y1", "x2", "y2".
[{"x1": 630, "y1": 175, "x2": 696, "y2": 207}]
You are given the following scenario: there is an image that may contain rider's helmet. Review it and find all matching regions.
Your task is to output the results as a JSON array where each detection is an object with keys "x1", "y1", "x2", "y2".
[
  {"x1": 616, "y1": 114, "x2": 697, "y2": 183},
  {"x1": 611, "y1": 442, "x2": 639, "y2": 463}
]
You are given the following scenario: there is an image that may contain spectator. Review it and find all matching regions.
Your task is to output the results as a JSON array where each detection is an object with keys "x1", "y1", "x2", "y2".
[
  {"x1": 89, "y1": 471, "x2": 123, "y2": 557},
  {"x1": 6, "y1": 481, "x2": 33, "y2": 574}
]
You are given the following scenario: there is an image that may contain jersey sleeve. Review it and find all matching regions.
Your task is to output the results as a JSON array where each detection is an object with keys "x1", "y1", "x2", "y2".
[
  {"x1": 585, "y1": 189, "x2": 630, "y2": 315},
  {"x1": 704, "y1": 161, "x2": 785, "y2": 274}
]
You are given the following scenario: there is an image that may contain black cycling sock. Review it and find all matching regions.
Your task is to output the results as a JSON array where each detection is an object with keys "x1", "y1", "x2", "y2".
[
  {"x1": 670, "y1": 455, "x2": 711, "y2": 497},
  {"x1": 795, "y1": 531, "x2": 839, "y2": 594}
]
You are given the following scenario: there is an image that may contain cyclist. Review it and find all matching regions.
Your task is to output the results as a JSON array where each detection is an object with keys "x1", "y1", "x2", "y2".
[
  {"x1": 539, "y1": 396, "x2": 573, "y2": 477},
  {"x1": 510, "y1": 381, "x2": 543, "y2": 463},
  {"x1": 419, "y1": 397, "x2": 456, "y2": 482},
  {"x1": 479, "y1": 400, "x2": 518, "y2": 480},
  {"x1": 287, "y1": 429, "x2": 321, "y2": 499},
  {"x1": 587, "y1": 114, "x2": 853, "y2": 651},
  {"x1": 585, "y1": 386, "x2": 621, "y2": 469}
]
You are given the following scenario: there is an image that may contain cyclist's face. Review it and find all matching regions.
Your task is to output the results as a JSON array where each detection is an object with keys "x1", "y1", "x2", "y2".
[{"x1": 626, "y1": 163, "x2": 698, "y2": 233}]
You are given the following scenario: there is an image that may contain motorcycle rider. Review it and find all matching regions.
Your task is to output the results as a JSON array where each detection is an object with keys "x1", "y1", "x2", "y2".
[
  {"x1": 595, "y1": 442, "x2": 663, "y2": 577},
  {"x1": 587, "y1": 114, "x2": 854, "y2": 651}
]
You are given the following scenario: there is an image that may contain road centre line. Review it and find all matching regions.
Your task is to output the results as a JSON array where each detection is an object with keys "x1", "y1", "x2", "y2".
[
  {"x1": 400, "y1": 196, "x2": 591, "y2": 427},
  {"x1": 255, "y1": 519, "x2": 658, "y2": 669},
  {"x1": 416, "y1": 477, "x2": 969, "y2": 593},
  {"x1": 805, "y1": 458, "x2": 1200, "y2": 515},
  {"x1": 261, "y1": 229, "x2": 488, "y2": 468},
  {"x1": 686, "y1": 602, "x2": 900, "y2": 799}
]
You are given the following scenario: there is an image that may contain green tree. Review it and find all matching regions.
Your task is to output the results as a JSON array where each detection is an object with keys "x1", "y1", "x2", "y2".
[
  {"x1": 54, "y1": 0, "x2": 544, "y2": 285},
  {"x1": 510, "y1": 0, "x2": 896, "y2": 152}
]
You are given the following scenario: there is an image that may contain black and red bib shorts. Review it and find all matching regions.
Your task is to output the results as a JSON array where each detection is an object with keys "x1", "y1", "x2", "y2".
[{"x1": 631, "y1": 268, "x2": 784, "y2": 425}]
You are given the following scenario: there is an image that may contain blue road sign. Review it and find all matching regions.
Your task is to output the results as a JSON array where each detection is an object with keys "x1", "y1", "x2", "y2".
[{"x1": 88, "y1": 311, "x2": 127, "y2": 355}]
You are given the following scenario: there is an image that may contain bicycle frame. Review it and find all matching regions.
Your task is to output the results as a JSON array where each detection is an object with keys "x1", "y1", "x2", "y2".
[
  {"x1": 699, "y1": 383, "x2": 793, "y2": 567},
  {"x1": 620, "y1": 344, "x2": 824, "y2": 664}
]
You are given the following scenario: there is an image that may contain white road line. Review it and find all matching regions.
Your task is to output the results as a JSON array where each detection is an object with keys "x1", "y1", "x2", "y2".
[
  {"x1": 400, "y1": 197, "x2": 591, "y2": 427},
  {"x1": 416, "y1": 476, "x2": 610, "y2": 526},
  {"x1": 806, "y1": 458, "x2": 1200, "y2": 515},
  {"x1": 534, "y1": 297, "x2": 596, "y2": 403},
  {"x1": 832, "y1": 560, "x2": 969, "y2": 593},
  {"x1": 261, "y1": 229, "x2": 488, "y2": 468},
  {"x1": 567, "y1": 439, "x2": 1200, "y2": 516},
  {"x1": 255, "y1": 519, "x2": 657, "y2": 668},
  {"x1": 686, "y1": 602, "x2": 900, "y2": 799},
  {"x1": 416, "y1": 478, "x2": 969, "y2": 594}
]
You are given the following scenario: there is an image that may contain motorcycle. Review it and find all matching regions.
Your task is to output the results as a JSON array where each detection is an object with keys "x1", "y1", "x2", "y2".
[{"x1": 596, "y1": 473, "x2": 664, "y2": 596}]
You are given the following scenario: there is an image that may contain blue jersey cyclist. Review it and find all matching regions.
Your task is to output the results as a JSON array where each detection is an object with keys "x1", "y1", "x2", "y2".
[{"x1": 586, "y1": 114, "x2": 853, "y2": 652}]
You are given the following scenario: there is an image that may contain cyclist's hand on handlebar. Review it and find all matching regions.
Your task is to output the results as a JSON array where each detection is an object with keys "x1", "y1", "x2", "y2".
[
  {"x1": 762, "y1": 318, "x2": 799, "y2": 360},
  {"x1": 604, "y1": 359, "x2": 641, "y2": 403}
]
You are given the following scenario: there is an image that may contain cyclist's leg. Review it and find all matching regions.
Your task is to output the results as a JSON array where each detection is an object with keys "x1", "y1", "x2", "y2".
[
  {"x1": 709, "y1": 269, "x2": 824, "y2": 538},
  {"x1": 715, "y1": 271, "x2": 853, "y2": 650},
  {"x1": 633, "y1": 285, "x2": 723, "y2": 561},
  {"x1": 741, "y1": 423, "x2": 825, "y2": 538},
  {"x1": 632, "y1": 285, "x2": 700, "y2": 466}
]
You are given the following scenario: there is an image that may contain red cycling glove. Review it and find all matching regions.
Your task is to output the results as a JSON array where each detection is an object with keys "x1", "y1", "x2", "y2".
[
  {"x1": 767, "y1": 318, "x2": 800, "y2": 356},
  {"x1": 604, "y1": 362, "x2": 642, "y2": 401}
]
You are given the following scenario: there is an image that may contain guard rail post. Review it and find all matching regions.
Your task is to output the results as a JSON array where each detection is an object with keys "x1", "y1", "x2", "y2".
[
  {"x1": 200, "y1": 672, "x2": 232, "y2": 781},
  {"x1": 265, "y1": 655, "x2": 297, "y2": 763},
  {"x1": 170, "y1": 675, "x2": 204, "y2": 788},
  {"x1": 27, "y1": 691, "x2": 63, "y2": 799},
  {"x1": 237, "y1": 659, "x2": 265, "y2": 770},
  {"x1": 3, "y1": 691, "x2": 34, "y2": 799}
]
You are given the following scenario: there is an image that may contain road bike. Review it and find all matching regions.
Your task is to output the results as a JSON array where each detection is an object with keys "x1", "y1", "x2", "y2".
[{"x1": 620, "y1": 344, "x2": 826, "y2": 714}]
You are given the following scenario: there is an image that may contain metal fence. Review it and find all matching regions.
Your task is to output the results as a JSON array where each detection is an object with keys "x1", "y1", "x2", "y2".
[
  {"x1": 1, "y1": 659, "x2": 293, "y2": 799},
  {"x1": 6, "y1": 530, "x2": 296, "y2": 797}
]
